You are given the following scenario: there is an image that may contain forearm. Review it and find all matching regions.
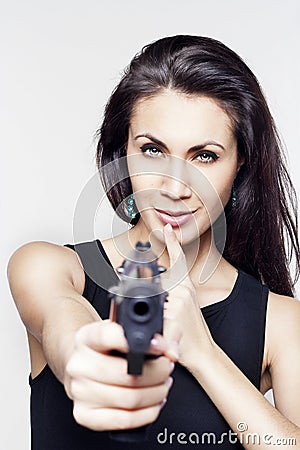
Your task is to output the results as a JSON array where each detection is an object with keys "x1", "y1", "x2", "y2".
[
  {"x1": 190, "y1": 345, "x2": 300, "y2": 449},
  {"x1": 41, "y1": 295, "x2": 101, "y2": 384}
]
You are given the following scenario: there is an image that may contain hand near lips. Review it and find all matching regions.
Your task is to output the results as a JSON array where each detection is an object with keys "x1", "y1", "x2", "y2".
[{"x1": 162, "y1": 223, "x2": 215, "y2": 370}]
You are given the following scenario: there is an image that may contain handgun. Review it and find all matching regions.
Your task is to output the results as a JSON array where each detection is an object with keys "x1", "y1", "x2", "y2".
[{"x1": 108, "y1": 241, "x2": 168, "y2": 441}]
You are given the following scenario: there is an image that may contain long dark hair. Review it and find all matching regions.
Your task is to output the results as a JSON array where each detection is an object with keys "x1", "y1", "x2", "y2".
[{"x1": 96, "y1": 35, "x2": 300, "y2": 297}]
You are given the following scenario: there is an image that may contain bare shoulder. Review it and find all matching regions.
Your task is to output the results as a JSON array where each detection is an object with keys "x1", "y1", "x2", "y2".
[
  {"x1": 267, "y1": 290, "x2": 300, "y2": 324},
  {"x1": 7, "y1": 241, "x2": 86, "y2": 335},
  {"x1": 7, "y1": 241, "x2": 85, "y2": 295},
  {"x1": 266, "y1": 290, "x2": 300, "y2": 364},
  {"x1": 265, "y1": 291, "x2": 300, "y2": 423}
]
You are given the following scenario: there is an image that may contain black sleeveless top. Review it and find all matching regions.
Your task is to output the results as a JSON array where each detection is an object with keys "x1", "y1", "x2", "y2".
[{"x1": 29, "y1": 240, "x2": 269, "y2": 449}]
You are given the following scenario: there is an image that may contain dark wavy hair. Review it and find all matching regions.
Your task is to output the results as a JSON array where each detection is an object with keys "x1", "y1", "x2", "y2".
[{"x1": 96, "y1": 35, "x2": 300, "y2": 297}]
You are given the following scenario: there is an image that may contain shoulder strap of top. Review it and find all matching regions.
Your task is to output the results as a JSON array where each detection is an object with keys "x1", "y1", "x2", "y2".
[{"x1": 64, "y1": 240, "x2": 119, "y2": 292}]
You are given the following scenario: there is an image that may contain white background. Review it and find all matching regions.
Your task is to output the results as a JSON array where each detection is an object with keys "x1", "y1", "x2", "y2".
[{"x1": 1, "y1": 0, "x2": 300, "y2": 448}]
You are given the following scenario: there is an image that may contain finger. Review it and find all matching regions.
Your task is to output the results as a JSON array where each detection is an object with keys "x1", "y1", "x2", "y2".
[
  {"x1": 73, "y1": 402, "x2": 165, "y2": 431},
  {"x1": 76, "y1": 321, "x2": 129, "y2": 353},
  {"x1": 161, "y1": 315, "x2": 182, "y2": 361},
  {"x1": 70, "y1": 376, "x2": 173, "y2": 410},
  {"x1": 163, "y1": 224, "x2": 192, "y2": 288},
  {"x1": 67, "y1": 347, "x2": 174, "y2": 387}
]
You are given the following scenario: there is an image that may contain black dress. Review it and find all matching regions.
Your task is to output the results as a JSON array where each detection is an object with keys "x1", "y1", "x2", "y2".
[{"x1": 30, "y1": 239, "x2": 269, "y2": 449}]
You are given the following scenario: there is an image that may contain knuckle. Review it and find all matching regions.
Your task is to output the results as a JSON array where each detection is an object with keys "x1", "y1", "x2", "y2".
[
  {"x1": 68, "y1": 379, "x2": 83, "y2": 400},
  {"x1": 126, "y1": 390, "x2": 143, "y2": 410},
  {"x1": 65, "y1": 355, "x2": 83, "y2": 379},
  {"x1": 74, "y1": 325, "x2": 87, "y2": 345},
  {"x1": 65, "y1": 359, "x2": 76, "y2": 379},
  {"x1": 73, "y1": 403, "x2": 88, "y2": 427},
  {"x1": 73, "y1": 403, "x2": 107, "y2": 432},
  {"x1": 148, "y1": 405, "x2": 161, "y2": 424},
  {"x1": 64, "y1": 383, "x2": 73, "y2": 400}
]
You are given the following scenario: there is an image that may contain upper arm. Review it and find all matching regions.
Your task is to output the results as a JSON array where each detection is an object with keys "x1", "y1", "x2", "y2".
[
  {"x1": 266, "y1": 291, "x2": 300, "y2": 427},
  {"x1": 7, "y1": 241, "x2": 96, "y2": 341}
]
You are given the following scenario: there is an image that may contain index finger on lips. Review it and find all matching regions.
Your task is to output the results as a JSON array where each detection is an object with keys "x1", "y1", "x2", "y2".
[{"x1": 163, "y1": 224, "x2": 193, "y2": 289}]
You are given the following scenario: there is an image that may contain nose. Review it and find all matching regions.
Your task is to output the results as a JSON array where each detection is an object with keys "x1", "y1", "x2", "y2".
[{"x1": 160, "y1": 157, "x2": 192, "y2": 200}]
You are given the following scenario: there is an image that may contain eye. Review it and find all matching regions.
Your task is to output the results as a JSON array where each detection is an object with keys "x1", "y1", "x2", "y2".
[
  {"x1": 140, "y1": 144, "x2": 220, "y2": 164},
  {"x1": 195, "y1": 151, "x2": 219, "y2": 164},
  {"x1": 140, "y1": 144, "x2": 164, "y2": 158}
]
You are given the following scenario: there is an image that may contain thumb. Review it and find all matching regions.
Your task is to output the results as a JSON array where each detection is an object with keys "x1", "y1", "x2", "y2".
[{"x1": 76, "y1": 320, "x2": 129, "y2": 354}]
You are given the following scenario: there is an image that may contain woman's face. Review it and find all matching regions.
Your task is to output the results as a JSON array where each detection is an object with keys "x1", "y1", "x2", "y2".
[{"x1": 126, "y1": 89, "x2": 241, "y2": 245}]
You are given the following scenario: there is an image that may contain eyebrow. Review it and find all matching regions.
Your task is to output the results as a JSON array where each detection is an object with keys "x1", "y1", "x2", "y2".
[{"x1": 134, "y1": 133, "x2": 226, "y2": 152}]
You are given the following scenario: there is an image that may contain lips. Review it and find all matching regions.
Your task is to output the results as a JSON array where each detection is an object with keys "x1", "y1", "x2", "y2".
[
  {"x1": 155, "y1": 208, "x2": 197, "y2": 227},
  {"x1": 155, "y1": 208, "x2": 197, "y2": 217}
]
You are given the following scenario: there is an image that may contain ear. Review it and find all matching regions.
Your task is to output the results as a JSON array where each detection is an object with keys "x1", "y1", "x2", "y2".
[{"x1": 236, "y1": 155, "x2": 245, "y2": 174}]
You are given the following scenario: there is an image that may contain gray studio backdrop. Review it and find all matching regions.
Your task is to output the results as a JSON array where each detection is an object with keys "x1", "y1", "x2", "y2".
[{"x1": 1, "y1": 0, "x2": 299, "y2": 448}]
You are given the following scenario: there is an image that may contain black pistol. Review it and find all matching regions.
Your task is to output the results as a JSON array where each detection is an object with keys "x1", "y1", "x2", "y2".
[{"x1": 108, "y1": 241, "x2": 168, "y2": 442}]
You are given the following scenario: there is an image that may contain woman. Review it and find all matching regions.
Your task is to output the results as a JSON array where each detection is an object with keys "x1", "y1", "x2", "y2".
[{"x1": 8, "y1": 35, "x2": 300, "y2": 449}]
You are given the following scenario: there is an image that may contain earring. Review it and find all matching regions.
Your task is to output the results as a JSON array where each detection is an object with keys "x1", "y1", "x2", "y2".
[
  {"x1": 127, "y1": 193, "x2": 137, "y2": 219},
  {"x1": 232, "y1": 186, "x2": 237, "y2": 208}
]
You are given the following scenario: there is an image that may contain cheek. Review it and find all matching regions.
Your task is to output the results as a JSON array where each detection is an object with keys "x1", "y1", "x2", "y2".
[
  {"x1": 216, "y1": 178, "x2": 234, "y2": 204},
  {"x1": 206, "y1": 157, "x2": 237, "y2": 203},
  {"x1": 212, "y1": 177, "x2": 235, "y2": 215},
  {"x1": 130, "y1": 174, "x2": 159, "y2": 214},
  {"x1": 197, "y1": 169, "x2": 235, "y2": 222},
  {"x1": 130, "y1": 173, "x2": 159, "y2": 190}
]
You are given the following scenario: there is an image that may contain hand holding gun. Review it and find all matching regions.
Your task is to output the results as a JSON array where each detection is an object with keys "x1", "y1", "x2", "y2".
[{"x1": 108, "y1": 241, "x2": 169, "y2": 441}]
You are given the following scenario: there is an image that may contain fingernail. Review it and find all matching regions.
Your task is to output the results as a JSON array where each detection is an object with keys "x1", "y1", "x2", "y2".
[
  {"x1": 166, "y1": 377, "x2": 173, "y2": 389},
  {"x1": 159, "y1": 398, "x2": 167, "y2": 410},
  {"x1": 164, "y1": 223, "x2": 174, "y2": 234},
  {"x1": 149, "y1": 335, "x2": 165, "y2": 353},
  {"x1": 170, "y1": 362, "x2": 175, "y2": 372},
  {"x1": 150, "y1": 337, "x2": 159, "y2": 348}
]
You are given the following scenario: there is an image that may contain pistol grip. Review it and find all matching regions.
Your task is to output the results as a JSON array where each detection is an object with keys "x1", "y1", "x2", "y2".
[{"x1": 127, "y1": 351, "x2": 144, "y2": 375}]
